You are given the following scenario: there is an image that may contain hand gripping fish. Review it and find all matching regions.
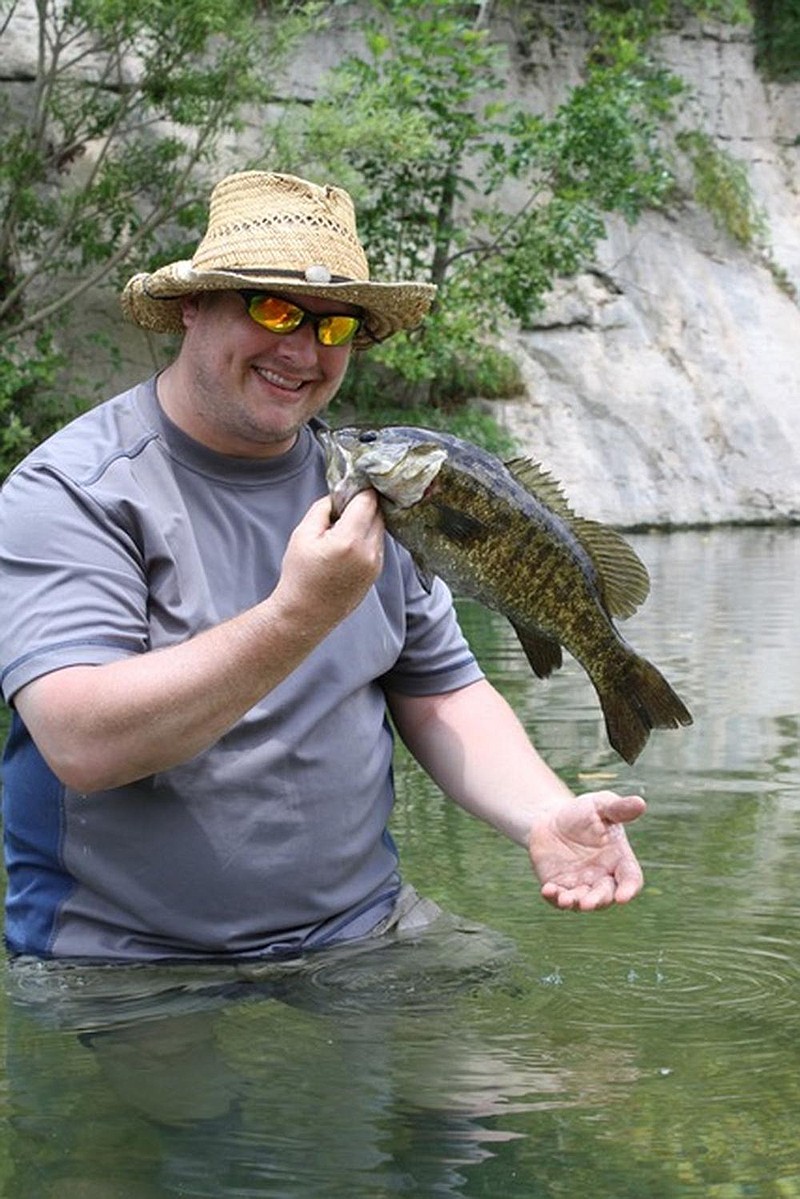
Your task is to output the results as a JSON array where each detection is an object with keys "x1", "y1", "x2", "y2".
[{"x1": 320, "y1": 424, "x2": 692, "y2": 765}]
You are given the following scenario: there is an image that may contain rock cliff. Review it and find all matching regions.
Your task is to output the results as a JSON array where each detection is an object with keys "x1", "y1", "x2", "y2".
[
  {"x1": 492, "y1": 18, "x2": 800, "y2": 527},
  {"x1": 2, "y1": 6, "x2": 799, "y2": 526}
]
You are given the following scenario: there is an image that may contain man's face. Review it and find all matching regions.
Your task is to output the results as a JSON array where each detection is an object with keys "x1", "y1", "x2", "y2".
[{"x1": 169, "y1": 290, "x2": 357, "y2": 458}]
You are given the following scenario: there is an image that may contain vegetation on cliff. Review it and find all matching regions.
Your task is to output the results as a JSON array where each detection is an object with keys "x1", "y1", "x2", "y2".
[{"x1": 0, "y1": 0, "x2": 791, "y2": 474}]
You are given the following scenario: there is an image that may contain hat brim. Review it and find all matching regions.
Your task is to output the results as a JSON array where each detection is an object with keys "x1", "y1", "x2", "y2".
[{"x1": 121, "y1": 263, "x2": 437, "y2": 347}]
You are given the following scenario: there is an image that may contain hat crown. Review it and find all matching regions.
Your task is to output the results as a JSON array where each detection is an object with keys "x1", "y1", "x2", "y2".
[
  {"x1": 191, "y1": 171, "x2": 370, "y2": 282},
  {"x1": 120, "y1": 169, "x2": 437, "y2": 340}
]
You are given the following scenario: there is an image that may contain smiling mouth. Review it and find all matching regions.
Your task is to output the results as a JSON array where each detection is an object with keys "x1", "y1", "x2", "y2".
[{"x1": 253, "y1": 366, "x2": 307, "y2": 392}]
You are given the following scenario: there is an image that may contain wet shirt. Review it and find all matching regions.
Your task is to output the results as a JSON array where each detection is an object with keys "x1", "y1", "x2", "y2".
[{"x1": 0, "y1": 378, "x2": 482, "y2": 961}]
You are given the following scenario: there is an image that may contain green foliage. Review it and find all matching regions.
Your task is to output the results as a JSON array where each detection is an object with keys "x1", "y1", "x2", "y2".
[
  {"x1": 587, "y1": 0, "x2": 751, "y2": 26},
  {"x1": 340, "y1": 301, "x2": 524, "y2": 406},
  {"x1": 677, "y1": 130, "x2": 767, "y2": 247},
  {"x1": 753, "y1": 0, "x2": 800, "y2": 80},
  {"x1": 289, "y1": 0, "x2": 685, "y2": 411},
  {"x1": 297, "y1": 0, "x2": 509, "y2": 285},
  {"x1": 0, "y1": 0, "x2": 315, "y2": 476},
  {"x1": 0, "y1": 0, "x2": 778, "y2": 467},
  {"x1": 591, "y1": 4, "x2": 767, "y2": 256},
  {"x1": 0, "y1": 335, "x2": 89, "y2": 479}
]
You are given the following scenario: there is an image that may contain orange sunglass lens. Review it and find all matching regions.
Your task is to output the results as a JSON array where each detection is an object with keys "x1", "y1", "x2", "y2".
[
  {"x1": 243, "y1": 293, "x2": 361, "y2": 344},
  {"x1": 317, "y1": 316, "x2": 360, "y2": 346},
  {"x1": 247, "y1": 295, "x2": 304, "y2": 332}
]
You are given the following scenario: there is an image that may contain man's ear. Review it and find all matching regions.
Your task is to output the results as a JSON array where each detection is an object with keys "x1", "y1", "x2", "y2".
[{"x1": 179, "y1": 293, "x2": 202, "y2": 329}]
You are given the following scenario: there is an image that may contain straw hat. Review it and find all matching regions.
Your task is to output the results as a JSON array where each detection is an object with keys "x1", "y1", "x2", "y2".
[{"x1": 121, "y1": 171, "x2": 437, "y2": 346}]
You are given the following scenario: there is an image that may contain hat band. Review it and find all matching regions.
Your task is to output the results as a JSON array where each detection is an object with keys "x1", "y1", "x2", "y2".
[
  {"x1": 198, "y1": 267, "x2": 359, "y2": 285},
  {"x1": 144, "y1": 265, "x2": 367, "y2": 304}
]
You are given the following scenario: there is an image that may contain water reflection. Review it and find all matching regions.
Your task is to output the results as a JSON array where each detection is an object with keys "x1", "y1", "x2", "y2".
[
  {"x1": 3, "y1": 936, "x2": 629, "y2": 1199},
  {"x1": 2, "y1": 528, "x2": 800, "y2": 1197}
]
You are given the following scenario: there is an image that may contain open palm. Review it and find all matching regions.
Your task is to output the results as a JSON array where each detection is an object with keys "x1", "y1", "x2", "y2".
[{"x1": 528, "y1": 792, "x2": 647, "y2": 911}]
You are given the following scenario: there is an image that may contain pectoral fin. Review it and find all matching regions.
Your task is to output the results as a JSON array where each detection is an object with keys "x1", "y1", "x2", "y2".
[{"x1": 434, "y1": 503, "x2": 488, "y2": 544}]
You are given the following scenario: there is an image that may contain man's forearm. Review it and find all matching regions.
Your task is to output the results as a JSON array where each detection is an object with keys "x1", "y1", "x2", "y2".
[
  {"x1": 15, "y1": 591, "x2": 337, "y2": 791},
  {"x1": 14, "y1": 492, "x2": 385, "y2": 792},
  {"x1": 388, "y1": 679, "x2": 575, "y2": 848}
]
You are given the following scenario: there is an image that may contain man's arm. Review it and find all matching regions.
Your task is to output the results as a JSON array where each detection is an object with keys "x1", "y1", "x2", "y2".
[
  {"x1": 14, "y1": 492, "x2": 384, "y2": 793},
  {"x1": 387, "y1": 679, "x2": 646, "y2": 911}
]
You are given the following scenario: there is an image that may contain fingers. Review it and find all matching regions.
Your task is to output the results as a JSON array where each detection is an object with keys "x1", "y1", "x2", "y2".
[
  {"x1": 294, "y1": 492, "x2": 383, "y2": 563},
  {"x1": 276, "y1": 491, "x2": 386, "y2": 635},
  {"x1": 330, "y1": 489, "x2": 384, "y2": 550},
  {"x1": 326, "y1": 490, "x2": 384, "y2": 575},
  {"x1": 536, "y1": 791, "x2": 647, "y2": 911},
  {"x1": 302, "y1": 491, "x2": 380, "y2": 536},
  {"x1": 540, "y1": 873, "x2": 641, "y2": 911},
  {"x1": 611, "y1": 864, "x2": 645, "y2": 905},
  {"x1": 541, "y1": 874, "x2": 619, "y2": 912},
  {"x1": 541, "y1": 839, "x2": 645, "y2": 909},
  {"x1": 331, "y1": 487, "x2": 381, "y2": 531},
  {"x1": 301, "y1": 494, "x2": 340, "y2": 533},
  {"x1": 304, "y1": 491, "x2": 384, "y2": 563},
  {"x1": 592, "y1": 792, "x2": 647, "y2": 826}
]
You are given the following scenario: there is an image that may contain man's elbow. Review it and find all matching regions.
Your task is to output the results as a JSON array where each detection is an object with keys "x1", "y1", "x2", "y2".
[
  {"x1": 13, "y1": 671, "x2": 132, "y2": 793},
  {"x1": 31, "y1": 732, "x2": 129, "y2": 794}
]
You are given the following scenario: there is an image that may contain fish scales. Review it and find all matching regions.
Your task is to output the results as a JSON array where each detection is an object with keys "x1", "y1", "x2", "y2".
[
  {"x1": 394, "y1": 459, "x2": 635, "y2": 683},
  {"x1": 321, "y1": 424, "x2": 692, "y2": 764},
  {"x1": 393, "y1": 461, "x2": 594, "y2": 626}
]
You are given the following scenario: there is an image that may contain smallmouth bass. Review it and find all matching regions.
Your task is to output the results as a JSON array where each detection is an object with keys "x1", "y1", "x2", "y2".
[{"x1": 320, "y1": 425, "x2": 692, "y2": 765}]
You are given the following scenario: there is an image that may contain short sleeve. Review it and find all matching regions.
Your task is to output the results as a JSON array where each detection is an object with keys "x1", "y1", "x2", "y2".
[
  {"x1": 379, "y1": 549, "x2": 484, "y2": 696},
  {"x1": 0, "y1": 464, "x2": 149, "y2": 703}
]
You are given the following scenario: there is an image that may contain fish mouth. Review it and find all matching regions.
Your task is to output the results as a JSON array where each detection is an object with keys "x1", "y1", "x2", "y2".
[
  {"x1": 318, "y1": 430, "x2": 369, "y2": 518},
  {"x1": 329, "y1": 476, "x2": 367, "y2": 518},
  {"x1": 319, "y1": 428, "x2": 448, "y2": 515}
]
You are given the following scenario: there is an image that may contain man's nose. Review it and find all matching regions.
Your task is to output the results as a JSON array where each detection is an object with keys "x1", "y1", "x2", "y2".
[{"x1": 272, "y1": 319, "x2": 320, "y2": 363}]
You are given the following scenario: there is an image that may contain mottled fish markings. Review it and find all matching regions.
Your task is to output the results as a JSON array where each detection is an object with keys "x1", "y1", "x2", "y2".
[{"x1": 321, "y1": 424, "x2": 692, "y2": 765}]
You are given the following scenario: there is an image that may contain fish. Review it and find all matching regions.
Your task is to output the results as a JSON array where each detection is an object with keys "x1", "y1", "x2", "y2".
[{"x1": 320, "y1": 423, "x2": 692, "y2": 765}]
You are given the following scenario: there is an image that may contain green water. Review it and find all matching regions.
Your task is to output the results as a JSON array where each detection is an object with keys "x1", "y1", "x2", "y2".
[{"x1": 0, "y1": 527, "x2": 798, "y2": 1198}]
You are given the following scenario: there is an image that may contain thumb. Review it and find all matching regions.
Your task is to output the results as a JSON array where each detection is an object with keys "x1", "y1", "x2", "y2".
[
  {"x1": 296, "y1": 495, "x2": 337, "y2": 537},
  {"x1": 595, "y1": 793, "x2": 647, "y2": 826}
]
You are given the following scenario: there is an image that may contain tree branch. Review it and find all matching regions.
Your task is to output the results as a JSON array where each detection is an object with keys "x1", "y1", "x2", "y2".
[{"x1": 4, "y1": 111, "x2": 223, "y2": 339}]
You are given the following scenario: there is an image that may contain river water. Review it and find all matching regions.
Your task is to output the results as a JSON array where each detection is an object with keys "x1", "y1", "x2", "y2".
[{"x1": 0, "y1": 526, "x2": 798, "y2": 1198}]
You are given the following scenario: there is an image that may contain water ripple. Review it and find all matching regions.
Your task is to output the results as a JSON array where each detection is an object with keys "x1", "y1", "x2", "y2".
[{"x1": 532, "y1": 931, "x2": 800, "y2": 1053}]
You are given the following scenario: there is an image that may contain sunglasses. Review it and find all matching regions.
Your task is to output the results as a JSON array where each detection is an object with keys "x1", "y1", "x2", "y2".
[{"x1": 238, "y1": 291, "x2": 362, "y2": 347}]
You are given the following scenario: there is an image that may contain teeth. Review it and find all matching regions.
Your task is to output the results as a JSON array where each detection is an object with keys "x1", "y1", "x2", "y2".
[{"x1": 255, "y1": 367, "x2": 304, "y2": 391}]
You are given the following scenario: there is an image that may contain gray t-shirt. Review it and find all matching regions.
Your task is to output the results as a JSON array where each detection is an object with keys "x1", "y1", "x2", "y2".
[{"x1": 0, "y1": 378, "x2": 482, "y2": 961}]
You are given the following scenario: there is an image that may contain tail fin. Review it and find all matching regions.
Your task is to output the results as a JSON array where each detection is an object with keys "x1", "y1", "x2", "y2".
[{"x1": 597, "y1": 655, "x2": 693, "y2": 765}]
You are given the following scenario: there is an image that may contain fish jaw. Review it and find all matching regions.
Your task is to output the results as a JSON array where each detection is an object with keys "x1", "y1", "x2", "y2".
[
  {"x1": 321, "y1": 428, "x2": 447, "y2": 516},
  {"x1": 318, "y1": 437, "x2": 353, "y2": 518},
  {"x1": 319, "y1": 429, "x2": 376, "y2": 518},
  {"x1": 361, "y1": 442, "x2": 447, "y2": 508}
]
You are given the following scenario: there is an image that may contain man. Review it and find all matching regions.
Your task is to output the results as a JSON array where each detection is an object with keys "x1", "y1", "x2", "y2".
[{"x1": 0, "y1": 170, "x2": 645, "y2": 965}]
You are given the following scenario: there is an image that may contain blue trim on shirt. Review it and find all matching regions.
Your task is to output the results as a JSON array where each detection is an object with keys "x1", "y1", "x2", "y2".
[{"x1": 2, "y1": 712, "x2": 74, "y2": 957}]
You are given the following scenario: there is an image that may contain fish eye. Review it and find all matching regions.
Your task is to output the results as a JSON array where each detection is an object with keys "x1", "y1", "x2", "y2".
[{"x1": 358, "y1": 430, "x2": 378, "y2": 443}]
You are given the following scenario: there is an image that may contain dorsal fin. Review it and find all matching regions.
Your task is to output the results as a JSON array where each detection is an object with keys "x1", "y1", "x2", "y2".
[
  {"x1": 505, "y1": 456, "x2": 650, "y2": 619},
  {"x1": 505, "y1": 458, "x2": 574, "y2": 520}
]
